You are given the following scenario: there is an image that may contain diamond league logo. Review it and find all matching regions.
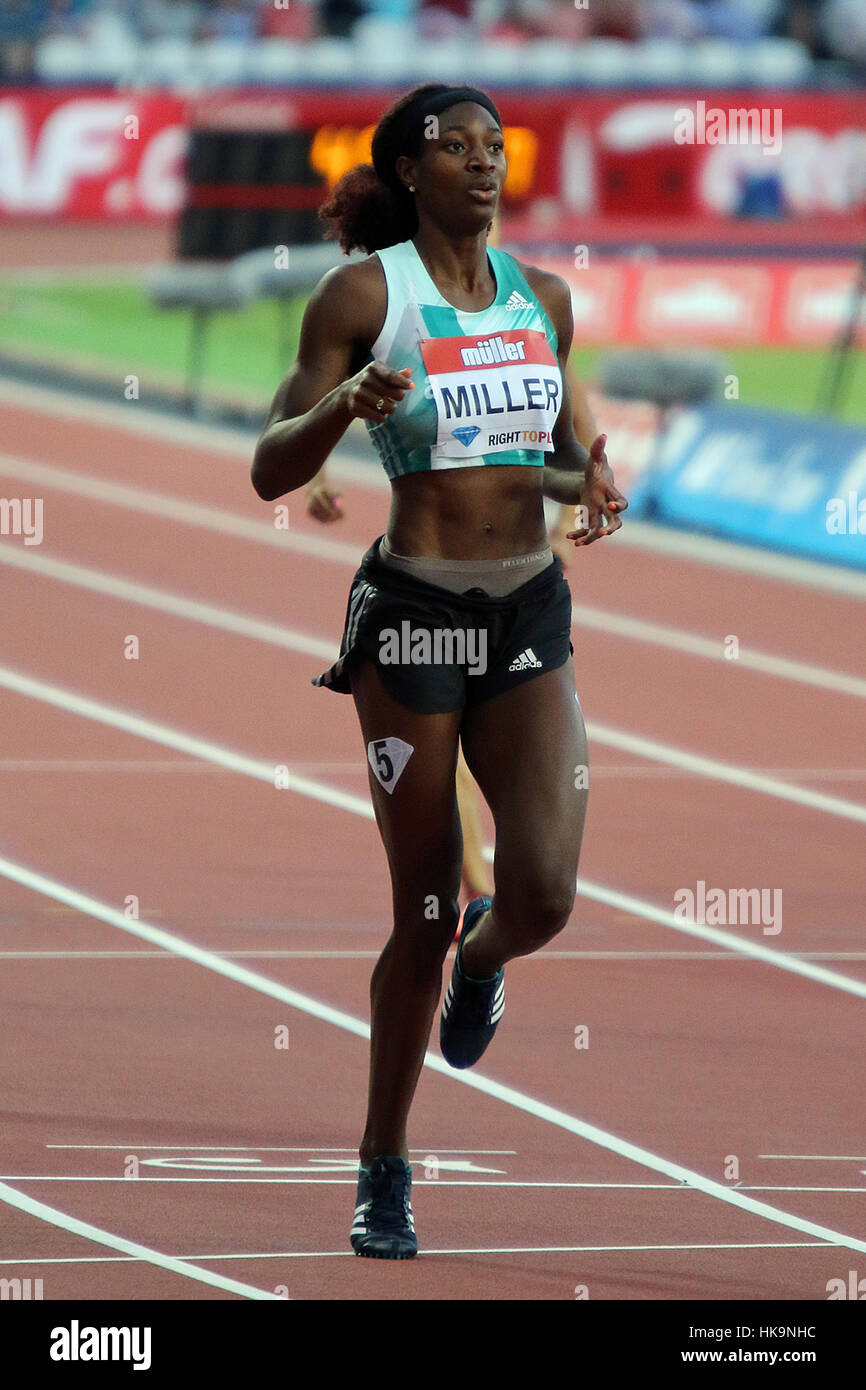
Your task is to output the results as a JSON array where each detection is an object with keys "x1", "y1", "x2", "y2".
[{"x1": 450, "y1": 426, "x2": 481, "y2": 448}]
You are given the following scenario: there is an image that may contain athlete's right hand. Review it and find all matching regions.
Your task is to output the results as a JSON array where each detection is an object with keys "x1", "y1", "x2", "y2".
[{"x1": 343, "y1": 364, "x2": 413, "y2": 423}]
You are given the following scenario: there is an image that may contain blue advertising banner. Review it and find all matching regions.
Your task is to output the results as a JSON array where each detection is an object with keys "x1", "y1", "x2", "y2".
[{"x1": 650, "y1": 405, "x2": 866, "y2": 568}]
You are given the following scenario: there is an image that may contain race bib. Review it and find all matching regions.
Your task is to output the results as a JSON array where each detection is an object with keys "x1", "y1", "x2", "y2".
[{"x1": 420, "y1": 329, "x2": 561, "y2": 460}]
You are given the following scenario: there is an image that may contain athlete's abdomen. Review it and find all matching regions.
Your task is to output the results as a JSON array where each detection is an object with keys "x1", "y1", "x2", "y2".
[{"x1": 386, "y1": 463, "x2": 549, "y2": 561}]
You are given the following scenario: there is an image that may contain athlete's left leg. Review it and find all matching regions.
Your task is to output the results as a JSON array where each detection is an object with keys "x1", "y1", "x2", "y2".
[
  {"x1": 456, "y1": 747, "x2": 493, "y2": 901},
  {"x1": 457, "y1": 658, "x2": 588, "y2": 979}
]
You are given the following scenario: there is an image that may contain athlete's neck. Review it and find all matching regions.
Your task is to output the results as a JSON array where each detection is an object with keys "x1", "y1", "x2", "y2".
[{"x1": 412, "y1": 227, "x2": 493, "y2": 300}]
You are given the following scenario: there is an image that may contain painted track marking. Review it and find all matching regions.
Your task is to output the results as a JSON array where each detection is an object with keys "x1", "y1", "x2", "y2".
[
  {"x1": 2, "y1": 667, "x2": 866, "y2": 998},
  {"x1": 0, "y1": 1183, "x2": 282, "y2": 1299},
  {"x1": 1, "y1": 852, "x2": 865, "y2": 1257}
]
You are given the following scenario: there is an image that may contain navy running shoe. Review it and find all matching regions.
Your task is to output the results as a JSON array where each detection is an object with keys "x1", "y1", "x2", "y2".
[
  {"x1": 440, "y1": 895, "x2": 504, "y2": 1070},
  {"x1": 350, "y1": 1155, "x2": 417, "y2": 1259}
]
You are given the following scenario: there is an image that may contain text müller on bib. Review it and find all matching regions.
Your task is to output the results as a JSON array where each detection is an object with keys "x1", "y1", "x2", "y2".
[{"x1": 420, "y1": 329, "x2": 561, "y2": 461}]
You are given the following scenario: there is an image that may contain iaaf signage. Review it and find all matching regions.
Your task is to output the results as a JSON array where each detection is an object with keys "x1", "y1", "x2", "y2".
[
  {"x1": 2, "y1": 88, "x2": 866, "y2": 221},
  {"x1": 0, "y1": 92, "x2": 186, "y2": 216}
]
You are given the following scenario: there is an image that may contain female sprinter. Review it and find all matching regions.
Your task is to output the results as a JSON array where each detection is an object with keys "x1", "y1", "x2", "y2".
[
  {"x1": 251, "y1": 84, "x2": 627, "y2": 1259},
  {"x1": 304, "y1": 352, "x2": 607, "y2": 905}
]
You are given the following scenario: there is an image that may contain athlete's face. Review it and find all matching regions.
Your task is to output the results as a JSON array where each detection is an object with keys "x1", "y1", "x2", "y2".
[{"x1": 400, "y1": 102, "x2": 506, "y2": 231}]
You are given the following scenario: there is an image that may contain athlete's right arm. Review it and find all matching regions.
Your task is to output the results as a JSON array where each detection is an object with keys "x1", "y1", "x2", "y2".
[{"x1": 251, "y1": 261, "x2": 413, "y2": 501}]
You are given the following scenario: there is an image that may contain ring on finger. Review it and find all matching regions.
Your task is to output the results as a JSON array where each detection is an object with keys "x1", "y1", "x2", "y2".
[{"x1": 375, "y1": 397, "x2": 385, "y2": 411}]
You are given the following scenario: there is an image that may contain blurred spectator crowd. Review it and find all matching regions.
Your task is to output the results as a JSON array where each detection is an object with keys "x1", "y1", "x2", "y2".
[{"x1": 1, "y1": 0, "x2": 864, "y2": 83}]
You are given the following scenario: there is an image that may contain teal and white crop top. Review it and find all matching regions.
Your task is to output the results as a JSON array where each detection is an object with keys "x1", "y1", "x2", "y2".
[{"x1": 367, "y1": 239, "x2": 562, "y2": 480}]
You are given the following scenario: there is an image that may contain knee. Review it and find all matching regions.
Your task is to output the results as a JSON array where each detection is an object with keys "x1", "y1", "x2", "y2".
[
  {"x1": 377, "y1": 891, "x2": 461, "y2": 985},
  {"x1": 496, "y1": 871, "x2": 576, "y2": 950}
]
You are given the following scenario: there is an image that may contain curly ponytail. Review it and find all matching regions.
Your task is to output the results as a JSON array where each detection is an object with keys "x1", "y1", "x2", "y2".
[
  {"x1": 318, "y1": 82, "x2": 501, "y2": 256},
  {"x1": 318, "y1": 161, "x2": 416, "y2": 256}
]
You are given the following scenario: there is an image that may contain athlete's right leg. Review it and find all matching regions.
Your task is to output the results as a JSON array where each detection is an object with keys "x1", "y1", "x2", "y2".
[{"x1": 350, "y1": 659, "x2": 464, "y2": 1168}]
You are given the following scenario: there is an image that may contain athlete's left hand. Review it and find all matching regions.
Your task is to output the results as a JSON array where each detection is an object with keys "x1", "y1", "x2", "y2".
[
  {"x1": 566, "y1": 434, "x2": 628, "y2": 547},
  {"x1": 306, "y1": 477, "x2": 344, "y2": 523}
]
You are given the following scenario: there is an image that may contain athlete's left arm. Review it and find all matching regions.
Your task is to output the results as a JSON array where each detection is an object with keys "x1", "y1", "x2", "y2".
[{"x1": 526, "y1": 268, "x2": 628, "y2": 545}]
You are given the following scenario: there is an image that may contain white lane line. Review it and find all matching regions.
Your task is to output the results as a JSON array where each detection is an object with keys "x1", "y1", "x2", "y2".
[
  {"x1": 0, "y1": 451, "x2": 362, "y2": 563},
  {"x1": 4, "y1": 1177, "x2": 864, "y2": 1193},
  {"x1": 2, "y1": 372, "x2": 864, "y2": 599},
  {"x1": 0, "y1": 663, "x2": 373, "y2": 819},
  {"x1": 0, "y1": 1241, "x2": 834, "y2": 1266},
  {"x1": 588, "y1": 721, "x2": 866, "y2": 825},
  {"x1": 3, "y1": 665, "x2": 866, "y2": 998},
  {"x1": 46, "y1": 1145, "x2": 517, "y2": 1153},
  {"x1": 760, "y1": 1155, "x2": 866, "y2": 1162},
  {"x1": 0, "y1": 1182, "x2": 281, "y2": 1299},
  {"x1": 0, "y1": 1178, "x2": 683, "y2": 1186},
  {"x1": 1, "y1": 854, "x2": 866, "y2": 1258},
  {"x1": 0, "y1": 376, "x2": 384, "y2": 486},
  {"x1": 5, "y1": 950, "x2": 866, "y2": 962},
  {"x1": 4, "y1": 474, "x2": 866, "y2": 708},
  {"x1": 571, "y1": 603, "x2": 866, "y2": 701},
  {"x1": 0, "y1": 546, "x2": 335, "y2": 660}
]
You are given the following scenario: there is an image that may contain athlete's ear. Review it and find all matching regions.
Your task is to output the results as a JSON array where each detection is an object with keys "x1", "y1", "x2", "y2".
[{"x1": 395, "y1": 154, "x2": 419, "y2": 194}]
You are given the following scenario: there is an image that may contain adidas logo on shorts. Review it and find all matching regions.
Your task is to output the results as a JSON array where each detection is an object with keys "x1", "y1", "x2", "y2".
[
  {"x1": 508, "y1": 647, "x2": 543, "y2": 672},
  {"x1": 504, "y1": 291, "x2": 530, "y2": 311}
]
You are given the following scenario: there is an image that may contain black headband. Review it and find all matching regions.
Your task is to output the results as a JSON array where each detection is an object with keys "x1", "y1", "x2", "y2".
[{"x1": 414, "y1": 86, "x2": 502, "y2": 129}]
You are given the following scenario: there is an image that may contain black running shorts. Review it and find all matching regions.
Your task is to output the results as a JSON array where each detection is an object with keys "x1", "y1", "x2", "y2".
[{"x1": 312, "y1": 536, "x2": 574, "y2": 715}]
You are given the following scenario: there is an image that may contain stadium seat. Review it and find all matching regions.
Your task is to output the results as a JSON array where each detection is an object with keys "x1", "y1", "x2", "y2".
[
  {"x1": 688, "y1": 39, "x2": 746, "y2": 86},
  {"x1": 578, "y1": 39, "x2": 637, "y2": 87},
  {"x1": 35, "y1": 34, "x2": 138, "y2": 85},
  {"x1": 746, "y1": 38, "x2": 814, "y2": 86},
  {"x1": 244, "y1": 38, "x2": 309, "y2": 84},
  {"x1": 633, "y1": 40, "x2": 691, "y2": 85},
  {"x1": 137, "y1": 39, "x2": 197, "y2": 88},
  {"x1": 522, "y1": 42, "x2": 582, "y2": 85},
  {"x1": 352, "y1": 19, "x2": 418, "y2": 79},
  {"x1": 196, "y1": 40, "x2": 252, "y2": 88},
  {"x1": 418, "y1": 39, "x2": 482, "y2": 82},
  {"x1": 301, "y1": 39, "x2": 361, "y2": 80}
]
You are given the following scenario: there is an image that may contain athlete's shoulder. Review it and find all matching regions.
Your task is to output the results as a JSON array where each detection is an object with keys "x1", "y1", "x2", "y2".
[
  {"x1": 517, "y1": 260, "x2": 571, "y2": 313},
  {"x1": 311, "y1": 252, "x2": 385, "y2": 309},
  {"x1": 306, "y1": 253, "x2": 386, "y2": 342},
  {"x1": 515, "y1": 260, "x2": 572, "y2": 350}
]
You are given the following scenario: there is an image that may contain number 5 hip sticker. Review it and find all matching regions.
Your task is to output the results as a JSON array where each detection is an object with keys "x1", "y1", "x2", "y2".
[{"x1": 367, "y1": 737, "x2": 414, "y2": 794}]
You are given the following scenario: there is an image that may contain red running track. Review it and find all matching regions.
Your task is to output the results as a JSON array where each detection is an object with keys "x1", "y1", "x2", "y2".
[{"x1": 0, "y1": 380, "x2": 864, "y2": 1301}]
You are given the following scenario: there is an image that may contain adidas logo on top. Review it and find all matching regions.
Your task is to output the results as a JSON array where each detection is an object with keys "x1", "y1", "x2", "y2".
[
  {"x1": 505, "y1": 291, "x2": 530, "y2": 310},
  {"x1": 508, "y1": 647, "x2": 543, "y2": 673}
]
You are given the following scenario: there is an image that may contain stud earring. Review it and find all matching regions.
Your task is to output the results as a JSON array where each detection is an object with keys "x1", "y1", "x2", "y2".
[{"x1": 409, "y1": 185, "x2": 416, "y2": 192}]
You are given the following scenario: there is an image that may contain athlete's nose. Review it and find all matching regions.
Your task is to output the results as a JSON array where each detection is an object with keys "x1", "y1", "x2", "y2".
[{"x1": 466, "y1": 141, "x2": 496, "y2": 172}]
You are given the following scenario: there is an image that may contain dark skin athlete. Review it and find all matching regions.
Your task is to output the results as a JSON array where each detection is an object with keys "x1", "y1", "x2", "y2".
[{"x1": 252, "y1": 103, "x2": 627, "y2": 1170}]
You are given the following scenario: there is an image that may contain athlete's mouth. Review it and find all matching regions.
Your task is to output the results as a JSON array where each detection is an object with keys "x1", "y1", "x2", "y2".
[{"x1": 467, "y1": 183, "x2": 498, "y2": 201}]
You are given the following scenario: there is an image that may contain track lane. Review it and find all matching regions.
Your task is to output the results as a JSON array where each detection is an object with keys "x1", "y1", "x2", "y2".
[{"x1": 3, "y1": 386, "x2": 861, "y2": 1295}]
